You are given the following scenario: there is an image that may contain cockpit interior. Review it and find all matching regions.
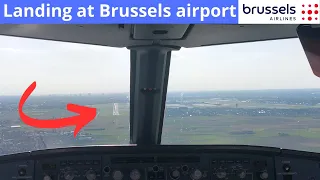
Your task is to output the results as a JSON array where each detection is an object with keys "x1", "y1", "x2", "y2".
[{"x1": 0, "y1": 24, "x2": 319, "y2": 180}]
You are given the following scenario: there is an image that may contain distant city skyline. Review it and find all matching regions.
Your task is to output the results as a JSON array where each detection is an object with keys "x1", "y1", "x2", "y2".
[{"x1": 1, "y1": 35, "x2": 320, "y2": 95}]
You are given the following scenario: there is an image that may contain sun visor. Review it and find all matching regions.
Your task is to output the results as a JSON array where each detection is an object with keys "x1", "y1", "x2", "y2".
[{"x1": 297, "y1": 25, "x2": 320, "y2": 78}]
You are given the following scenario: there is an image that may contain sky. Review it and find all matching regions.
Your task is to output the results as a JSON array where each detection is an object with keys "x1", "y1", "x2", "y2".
[{"x1": 0, "y1": 35, "x2": 320, "y2": 95}]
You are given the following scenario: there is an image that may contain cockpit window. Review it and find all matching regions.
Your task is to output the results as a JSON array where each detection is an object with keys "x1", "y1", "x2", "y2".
[
  {"x1": 2, "y1": 36, "x2": 320, "y2": 155},
  {"x1": 163, "y1": 38, "x2": 320, "y2": 152},
  {"x1": 0, "y1": 36, "x2": 130, "y2": 155}
]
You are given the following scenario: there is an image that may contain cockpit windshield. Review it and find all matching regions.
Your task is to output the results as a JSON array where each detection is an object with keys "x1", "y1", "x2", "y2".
[
  {"x1": 0, "y1": 35, "x2": 130, "y2": 156},
  {"x1": 1, "y1": 36, "x2": 320, "y2": 156},
  {"x1": 163, "y1": 38, "x2": 320, "y2": 152}
]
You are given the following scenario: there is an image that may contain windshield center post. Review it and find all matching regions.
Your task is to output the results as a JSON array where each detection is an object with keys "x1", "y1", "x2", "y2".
[{"x1": 128, "y1": 45, "x2": 180, "y2": 145}]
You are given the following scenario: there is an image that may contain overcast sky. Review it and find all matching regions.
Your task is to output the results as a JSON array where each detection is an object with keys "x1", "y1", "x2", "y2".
[{"x1": 0, "y1": 35, "x2": 320, "y2": 95}]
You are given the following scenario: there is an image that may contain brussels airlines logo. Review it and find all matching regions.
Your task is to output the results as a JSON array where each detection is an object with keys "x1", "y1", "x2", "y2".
[
  {"x1": 242, "y1": 4, "x2": 297, "y2": 21},
  {"x1": 238, "y1": 0, "x2": 320, "y2": 24}
]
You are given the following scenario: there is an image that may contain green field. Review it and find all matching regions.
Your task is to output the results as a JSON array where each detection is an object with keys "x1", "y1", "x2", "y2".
[
  {"x1": 16, "y1": 102, "x2": 320, "y2": 152},
  {"x1": 83, "y1": 103, "x2": 130, "y2": 144},
  {"x1": 162, "y1": 114, "x2": 320, "y2": 152}
]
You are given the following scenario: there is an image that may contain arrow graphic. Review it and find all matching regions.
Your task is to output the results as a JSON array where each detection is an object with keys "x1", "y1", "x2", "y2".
[{"x1": 18, "y1": 81, "x2": 97, "y2": 137}]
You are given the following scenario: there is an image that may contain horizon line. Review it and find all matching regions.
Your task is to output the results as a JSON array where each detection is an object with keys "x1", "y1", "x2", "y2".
[{"x1": 1, "y1": 88, "x2": 320, "y2": 96}]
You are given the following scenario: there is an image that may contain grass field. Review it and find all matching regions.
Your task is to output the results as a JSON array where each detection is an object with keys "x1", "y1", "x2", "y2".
[
  {"x1": 162, "y1": 113, "x2": 320, "y2": 152},
  {"x1": 9, "y1": 102, "x2": 320, "y2": 152},
  {"x1": 82, "y1": 103, "x2": 130, "y2": 144}
]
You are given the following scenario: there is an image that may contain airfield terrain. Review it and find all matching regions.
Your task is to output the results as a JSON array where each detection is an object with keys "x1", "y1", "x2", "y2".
[{"x1": 0, "y1": 89, "x2": 320, "y2": 155}]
